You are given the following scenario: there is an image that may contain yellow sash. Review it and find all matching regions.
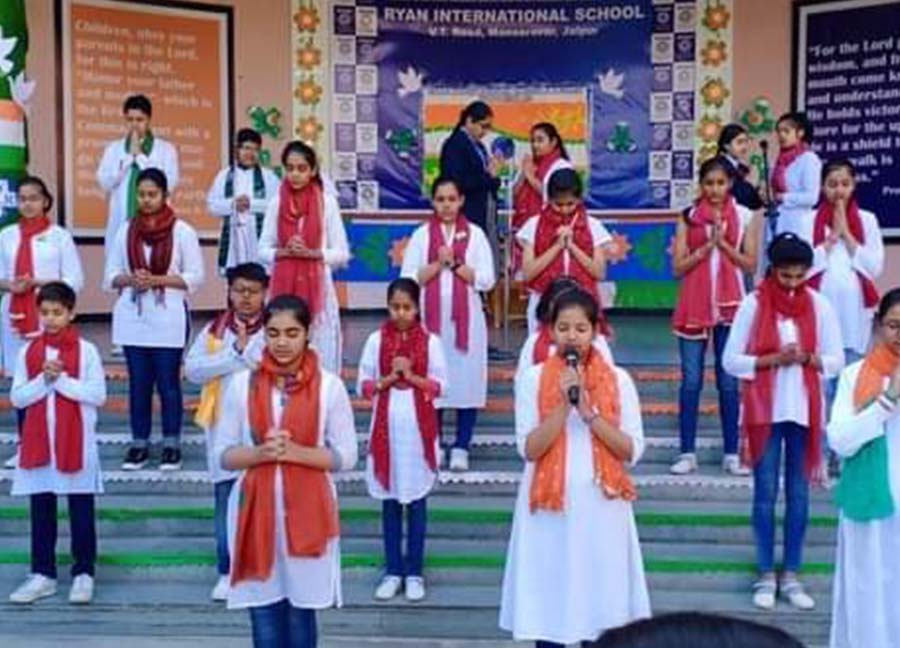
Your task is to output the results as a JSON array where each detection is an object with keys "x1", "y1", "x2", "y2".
[{"x1": 194, "y1": 334, "x2": 225, "y2": 428}]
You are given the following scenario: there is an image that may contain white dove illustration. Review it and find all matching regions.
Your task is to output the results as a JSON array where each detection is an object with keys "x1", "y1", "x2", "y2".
[
  {"x1": 0, "y1": 28, "x2": 16, "y2": 77},
  {"x1": 598, "y1": 68, "x2": 625, "y2": 100},
  {"x1": 397, "y1": 65, "x2": 424, "y2": 98}
]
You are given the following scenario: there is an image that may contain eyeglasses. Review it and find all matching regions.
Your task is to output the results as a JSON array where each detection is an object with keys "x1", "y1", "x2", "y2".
[{"x1": 230, "y1": 287, "x2": 264, "y2": 296}]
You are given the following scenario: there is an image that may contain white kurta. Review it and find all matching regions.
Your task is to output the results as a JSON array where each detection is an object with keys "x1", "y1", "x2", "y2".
[
  {"x1": 184, "y1": 322, "x2": 266, "y2": 483},
  {"x1": 0, "y1": 224, "x2": 84, "y2": 373},
  {"x1": 774, "y1": 151, "x2": 822, "y2": 239},
  {"x1": 400, "y1": 221, "x2": 496, "y2": 409},
  {"x1": 827, "y1": 360, "x2": 900, "y2": 648},
  {"x1": 10, "y1": 339, "x2": 107, "y2": 496},
  {"x1": 258, "y1": 192, "x2": 350, "y2": 375},
  {"x1": 516, "y1": 214, "x2": 613, "y2": 333},
  {"x1": 804, "y1": 209, "x2": 884, "y2": 355},
  {"x1": 357, "y1": 329, "x2": 448, "y2": 503},
  {"x1": 500, "y1": 364, "x2": 651, "y2": 643},
  {"x1": 214, "y1": 369, "x2": 359, "y2": 610},
  {"x1": 722, "y1": 289, "x2": 845, "y2": 425},
  {"x1": 96, "y1": 136, "x2": 180, "y2": 253},
  {"x1": 206, "y1": 165, "x2": 281, "y2": 270},
  {"x1": 103, "y1": 219, "x2": 205, "y2": 349},
  {"x1": 515, "y1": 332, "x2": 613, "y2": 381}
]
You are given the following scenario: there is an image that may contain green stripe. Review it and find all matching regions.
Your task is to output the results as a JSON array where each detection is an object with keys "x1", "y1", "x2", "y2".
[
  {"x1": 0, "y1": 551, "x2": 835, "y2": 574},
  {"x1": 0, "y1": 507, "x2": 838, "y2": 528},
  {"x1": 0, "y1": 144, "x2": 26, "y2": 171}
]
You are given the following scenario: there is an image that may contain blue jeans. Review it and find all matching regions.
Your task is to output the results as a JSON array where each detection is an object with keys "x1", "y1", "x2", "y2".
[
  {"x1": 438, "y1": 408, "x2": 477, "y2": 451},
  {"x1": 382, "y1": 497, "x2": 427, "y2": 577},
  {"x1": 678, "y1": 324, "x2": 739, "y2": 454},
  {"x1": 31, "y1": 493, "x2": 96, "y2": 578},
  {"x1": 123, "y1": 346, "x2": 184, "y2": 447},
  {"x1": 752, "y1": 422, "x2": 810, "y2": 573},
  {"x1": 248, "y1": 599, "x2": 317, "y2": 648},
  {"x1": 214, "y1": 479, "x2": 235, "y2": 576}
]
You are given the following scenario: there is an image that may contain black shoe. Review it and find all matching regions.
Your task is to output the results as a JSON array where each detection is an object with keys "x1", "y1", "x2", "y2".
[
  {"x1": 121, "y1": 447, "x2": 149, "y2": 471},
  {"x1": 488, "y1": 346, "x2": 514, "y2": 362},
  {"x1": 159, "y1": 447, "x2": 182, "y2": 472}
]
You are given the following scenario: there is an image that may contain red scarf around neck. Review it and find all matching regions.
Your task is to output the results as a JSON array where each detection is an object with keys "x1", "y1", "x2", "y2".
[
  {"x1": 807, "y1": 198, "x2": 879, "y2": 308},
  {"x1": 10, "y1": 215, "x2": 52, "y2": 338},
  {"x1": 209, "y1": 309, "x2": 264, "y2": 340},
  {"x1": 425, "y1": 214, "x2": 471, "y2": 351},
  {"x1": 20, "y1": 326, "x2": 84, "y2": 473},
  {"x1": 527, "y1": 203, "x2": 598, "y2": 301},
  {"x1": 740, "y1": 276, "x2": 823, "y2": 478},
  {"x1": 672, "y1": 197, "x2": 743, "y2": 337},
  {"x1": 231, "y1": 348, "x2": 338, "y2": 585},
  {"x1": 370, "y1": 321, "x2": 440, "y2": 490},
  {"x1": 270, "y1": 180, "x2": 324, "y2": 317},
  {"x1": 771, "y1": 143, "x2": 808, "y2": 195},
  {"x1": 127, "y1": 205, "x2": 176, "y2": 303},
  {"x1": 513, "y1": 150, "x2": 561, "y2": 229}
]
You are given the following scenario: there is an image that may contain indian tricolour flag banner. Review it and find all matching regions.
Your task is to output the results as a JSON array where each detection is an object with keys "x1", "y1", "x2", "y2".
[{"x1": 0, "y1": 0, "x2": 30, "y2": 230}]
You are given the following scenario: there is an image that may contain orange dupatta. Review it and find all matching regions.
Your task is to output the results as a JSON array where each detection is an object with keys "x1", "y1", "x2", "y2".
[
  {"x1": 531, "y1": 350, "x2": 636, "y2": 512},
  {"x1": 853, "y1": 343, "x2": 898, "y2": 409}
]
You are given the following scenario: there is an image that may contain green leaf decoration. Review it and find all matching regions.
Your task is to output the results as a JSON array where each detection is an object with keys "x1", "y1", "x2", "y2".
[
  {"x1": 356, "y1": 228, "x2": 391, "y2": 275},
  {"x1": 633, "y1": 227, "x2": 670, "y2": 274}
]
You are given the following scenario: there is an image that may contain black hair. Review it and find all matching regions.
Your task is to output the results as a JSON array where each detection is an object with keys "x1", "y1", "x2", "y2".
[
  {"x1": 281, "y1": 140, "x2": 319, "y2": 172},
  {"x1": 536, "y1": 277, "x2": 581, "y2": 325},
  {"x1": 456, "y1": 100, "x2": 493, "y2": 129},
  {"x1": 716, "y1": 123, "x2": 748, "y2": 156},
  {"x1": 593, "y1": 612, "x2": 806, "y2": 648},
  {"x1": 136, "y1": 168, "x2": 168, "y2": 194},
  {"x1": 226, "y1": 262, "x2": 269, "y2": 288},
  {"x1": 698, "y1": 156, "x2": 734, "y2": 182},
  {"x1": 431, "y1": 175, "x2": 462, "y2": 198},
  {"x1": 876, "y1": 288, "x2": 900, "y2": 323},
  {"x1": 263, "y1": 294, "x2": 311, "y2": 330},
  {"x1": 37, "y1": 281, "x2": 77, "y2": 311},
  {"x1": 123, "y1": 94, "x2": 152, "y2": 117},
  {"x1": 821, "y1": 158, "x2": 856, "y2": 183},
  {"x1": 18, "y1": 175, "x2": 54, "y2": 211},
  {"x1": 531, "y1": 122, "x2": 570, "y2": 161},
  {"x1": 236, "y1": 128, "x2": 263, "y2": 148},
  {"x1": 777, "y1": 111, "x2": 812, "y2": 143},
  {"x1": 547, "y1": 168, "x2": 583, "y2": 200},
  {"x1": 767, "y1": 232, "x2": 813, "y2": 269},
  {"x1": 387, "y1": 277, "x2": 421, "y2": 305},
  {"x1": 550, "y1": 287, "x2": 599, "y2": 327}
]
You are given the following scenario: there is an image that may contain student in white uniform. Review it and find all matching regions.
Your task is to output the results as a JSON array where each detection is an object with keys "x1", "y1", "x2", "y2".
[
  {"x1": 7, "y1": 282, "x2": 106, "y2": 606},
  {"x1": 806, "y1": 159, "x2": 884, "y2": 370},
  {"x1": 258, "y1": 141, "x2": 350, "y2": 375},
  {"x1": 827, "y1": 288, "x2": 900, "y2": 648},
  {"x1": 518, "y1": 168, "x2": 612, "y2": 334},
  {"x1": 96, "y1": 94, "x2": 179, "y2": 256},
  {"x1": 185, "y1": 262, "x2": 268, "y2": 602},
  {"x1": 771, "y1": 112, "x2": 821, "y2": 239},
  {"x1": 723, "y1": 233, "x2": 844, "y2": 611},
  {"x1": 216, "y1": 294, "x2": 358, "y2": 648},
  {"x1": 670, "y1": 157, "x2": 760, "y2": 477},
  {"x1": 104, "y1": 168, "x2": 204, "y2": 472},
  {"x1": 0, "y1": 177, "x2": 84, "y2": 468},
  {"x1": 207, "y1": 128, "x2": 280, "y2": 274},
  {"x1": 500, "y1": 288, "x2": 650, "y2": 647},
  {"x1": 515, "y1": 276, "x2": 612, "y2": 379},
  {"x1": 400, "y1": 176, "x2": 496, "y2": 472},
  {"x1": 357, "y1": 278, "x2": 447, "y2": 603}
]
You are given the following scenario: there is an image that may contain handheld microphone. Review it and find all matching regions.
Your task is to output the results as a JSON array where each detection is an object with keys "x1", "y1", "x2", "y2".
[{"x1": 563, "y1": 346, "x2": 580, "y2": 406}]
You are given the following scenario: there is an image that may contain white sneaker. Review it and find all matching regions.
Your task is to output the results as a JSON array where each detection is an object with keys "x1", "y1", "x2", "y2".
[
  {"x1": 373, "y1": 575, "x2": 402, "y2": 601},
  {"x1": 4, "y1": 451, "x2": 18, "y2": 469},
  {"x1": 68, "y1": 574, "x2": 94, "y2": 604},
  {"x1": 669, "y1": 453, "x2": 697, "y2": 475},
  {"x1": 9, "y1": 574, "x2": 57, "y2": 604},
  {"x1": 780, "y1": 578, "x2": 815, "y2": 610},
  {"x1": 751, "y1": 578, "x2": 776, "y2": 610},
  {"x1": 210, "y1": 575, "x2": 229, "y2": 601},
  {"x1": 404, "y1": 576, "x2": 426, "y2": 602},
  {"x1": 722, "y1": 454, "x2": 751, "y2": 476},
  {"x1": 449, "y1": 448, "x2": 469, "y2": 472}
]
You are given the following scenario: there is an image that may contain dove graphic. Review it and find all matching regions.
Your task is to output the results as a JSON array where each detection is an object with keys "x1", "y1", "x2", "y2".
[
  {"x1": 397, "y1": 66, "x2": 424, "y2": 98},
  {"x1": 598, "y1": 68, "x2": 625, "y2": 100},
  {"x1": 0, "y1": 27, "x2": 16, "y2": 77},
  {"x1": 10, "y1": 73, "x2": 35, "y2": 115}
]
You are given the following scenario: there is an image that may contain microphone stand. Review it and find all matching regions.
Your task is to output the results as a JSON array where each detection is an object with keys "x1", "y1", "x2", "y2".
[{"x1": 758, "y1": 140, "x2": 778, "y2": 277}]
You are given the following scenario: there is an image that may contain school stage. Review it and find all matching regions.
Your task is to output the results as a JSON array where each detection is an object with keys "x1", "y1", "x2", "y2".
[{"x1": 0, "y1": 312, "x2": 835, "y2": 647}]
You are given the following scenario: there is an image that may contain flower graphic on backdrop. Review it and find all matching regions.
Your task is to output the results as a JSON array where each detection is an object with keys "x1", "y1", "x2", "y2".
[
  {"x1": 293, "y1": 4, "x2": 320, "y2": 33},
  {"x1": 702, "y1": 3, "x2": 731, "y2": 31},
  {"x1": 700, "y1": 39, "x2": 727, "y2": 67},
  {"x1": 699, "y1": 78, "x2": 730, "y2": 108},
  {"x1": 697, "y1": 115, "x2": 723, "y2": 143},
  {"x1": 296, "y1": 39, "x2": 322, "y2": 70},
  {"x1": 295, "y1": 77, "x2": 323, "y2": 105},
  {"x1": 740, "y1": 97, "x2": 776, "y2": 136},
  {"x1": 605, "y1": 232, "x2": 632, "y2": 265},
  {"x1": 388, "y1": 237, "x2": 410, "y2": 268},
  {"x1": 295, "y1": 116, "x2": 323, "y2": 143}
]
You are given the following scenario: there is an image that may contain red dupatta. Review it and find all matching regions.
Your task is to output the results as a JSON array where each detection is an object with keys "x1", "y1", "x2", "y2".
[{"x1": 424, "y1": 214, "x2": 471, "y2": 351}]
